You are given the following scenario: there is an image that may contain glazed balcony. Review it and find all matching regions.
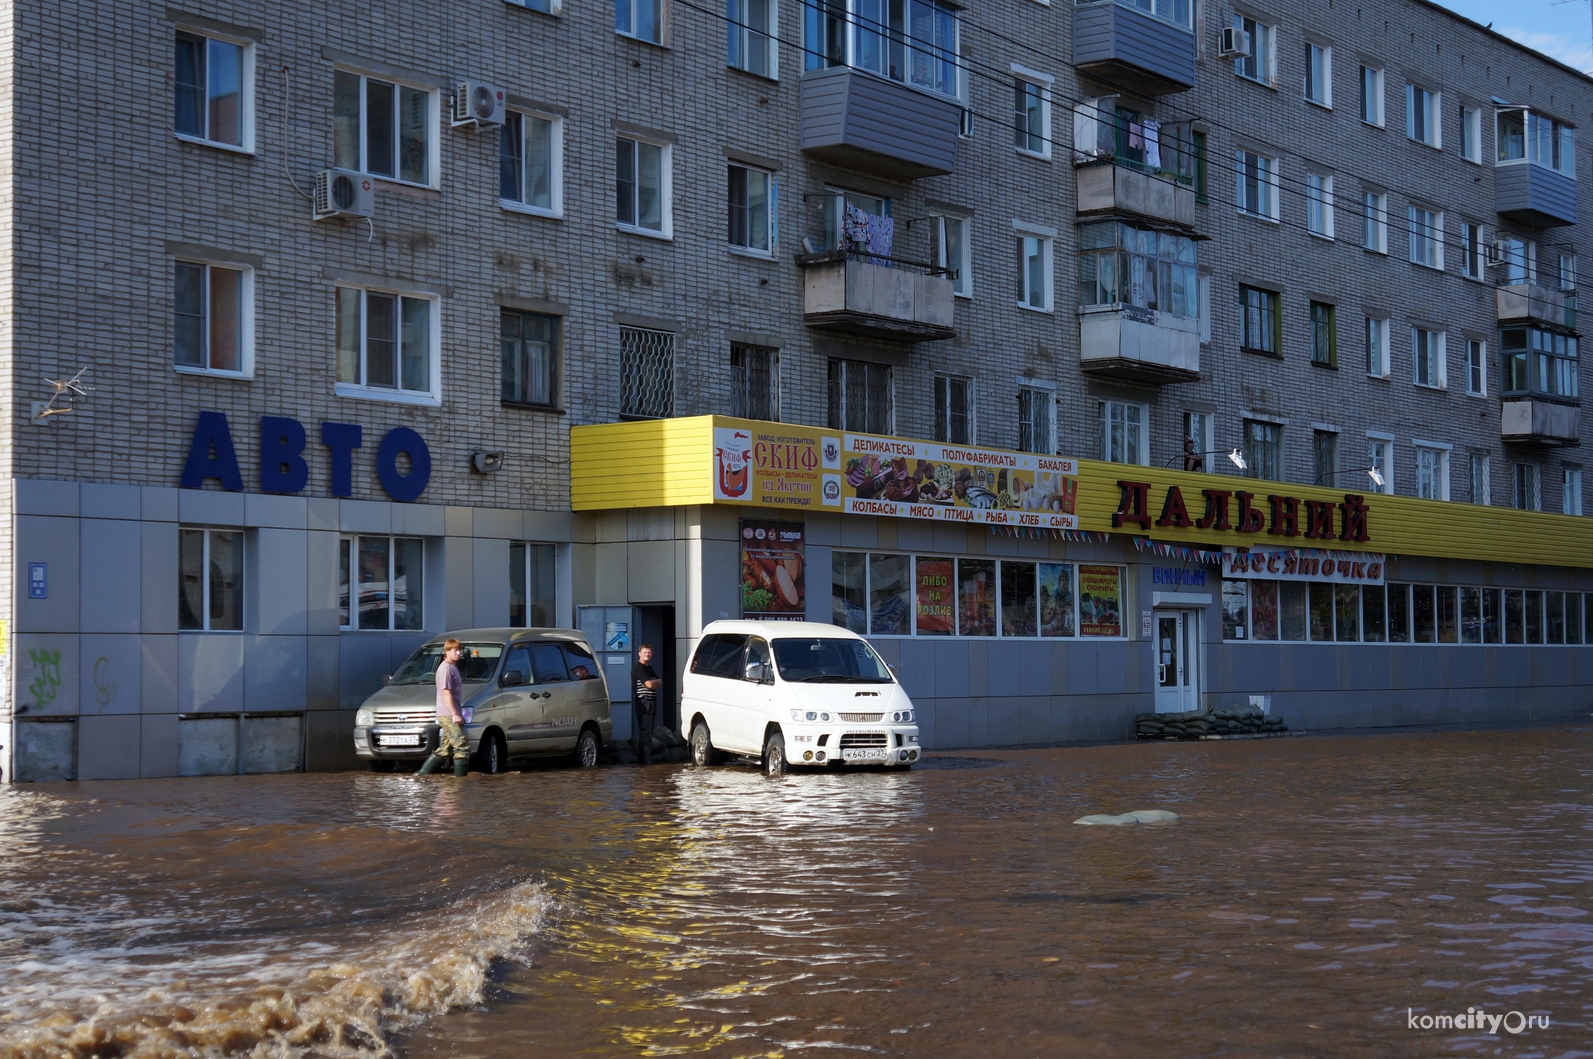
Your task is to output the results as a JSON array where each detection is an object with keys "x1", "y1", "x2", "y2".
[
  {"x1": 1078, "y1": 305, "x2": 1200, "y2": 383},
  {"x1": 1501, "y1": 398, "x2": 1580, "y2": 447},
  {"x1": 799, "y1": 66, "x2": 962, "y2": 180},
  {"x1": 798, "y1": 250, "x2": 956, "y2": 341},
  {"x1": 1073, "y1": 0, "x2": 1196, "y2": 96}
]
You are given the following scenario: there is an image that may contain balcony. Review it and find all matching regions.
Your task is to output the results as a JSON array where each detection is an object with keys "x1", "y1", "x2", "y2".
[
  {"x1": 798, "y1": 250, "x2": 955, "y2": 341},
  {"x1": 799, "y1": 66, "x2": 962, "y2": 181},
  {"x1": 1502, "y1": 398, "x2": 1580, "y2": 446},
  {"x1": 1497, "y1": 283, "x2": 1577, "y2": 329},
  {"x1": 1073, "y1": 0, "x2": 1196, "y2": 96},
  {"x1": 1078, "y1": 305, "x2": 1200, "y2": 383},
  {"x1": 1497, "y1": 163, "x2": 1578, "y2": 228},
  {"x1": 1077, "y1": 161, "x2": 1195, "y2": 226}
]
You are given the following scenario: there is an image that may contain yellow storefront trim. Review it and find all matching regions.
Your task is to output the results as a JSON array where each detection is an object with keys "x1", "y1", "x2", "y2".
[{"x1": 570, "y1": 416, "x2": 1593, "y2": 569}]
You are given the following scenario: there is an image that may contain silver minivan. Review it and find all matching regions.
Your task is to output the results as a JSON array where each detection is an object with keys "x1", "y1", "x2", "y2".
[{"x1": 352, "y1": 628, "x2": 612, "y2": 772}]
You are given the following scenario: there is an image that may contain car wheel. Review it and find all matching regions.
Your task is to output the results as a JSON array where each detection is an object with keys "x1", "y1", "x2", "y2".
[
  {"x1": 574, "y1": 726, "x2": 601, "y2": 768},
  {"x1": 690, "y1": 721, "x2": 722, "y2": 767},
  {"x1": 762, "y1": 730, "x2": 786, "y2": 778},
  {"x1": 476, "y1": 731, "x2": 507, "y2": 775}
]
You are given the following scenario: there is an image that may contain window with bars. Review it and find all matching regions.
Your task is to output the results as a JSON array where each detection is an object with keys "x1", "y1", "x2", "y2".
[
  {"x1": 1470, "y1": 453, "x2": 1491, "y2": 505},
  {"x1": 1018, "y1": 387, "x2": 1055, "y2": 454},
  {"x1": 501, "y1": 310, "x2": 559, "y2": 407},
  {"x1": 339, "y1": 536, "x2": 425, "y2": 631},
  {"x1": 619, "y1": 326, "x2": 674, "y2": 419},
  {"x1": 1244, "y1": 420, "x2": 1282, "y2": 481},
  {"x1": 1239, "y1": 285, "x2": 1279, "y2": 355},
  {"x1": 934, "y1": 374, "x2": 972, "y2": 444},
  {"x1": 1513, "y1": 463, "x2": 1542, "y2": 511},
  {"x1": 730, "y1": 344, "x2": 779, "y2": 420},
  {"x1": 1310, "y1": 301, "x2": 1336, "y2": 367},
  {"x1": 828, "y1": 359, "x2": 892, "y2": 434}
]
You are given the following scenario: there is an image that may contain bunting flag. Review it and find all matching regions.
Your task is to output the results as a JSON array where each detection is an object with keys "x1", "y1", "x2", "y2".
[
  {"x1": 1132, "y1": 537, "x2": 1224, "y2": 565},
  {"x1": 990, "y1": 527, "x2": 1111, "y2": 543}
]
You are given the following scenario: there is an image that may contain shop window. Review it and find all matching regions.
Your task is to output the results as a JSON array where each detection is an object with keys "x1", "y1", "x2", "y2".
[
  {"x1": 1484, "y1": 588, "x2": 1503, "y2": 643},
  {"x1": 1308, "y1": 582, "x2": 1334, "y2": 641},
  {"x1": 1250, "y1": 580, "x2": 1279, "y2": 640},
  {"x1": 179, "y1": 528, "x2": 244, "y2": 631},
  {"x1": 1279, "y1": 581, "x2": 1307, "y2": 641},
  {"x1": 1221, "y1": 580, "x2": 1248, "y2": 640},
  {"x1": 339, "y1": 536, "x2": 425, "y2": 631},
  {"x1": 829, "y1": 552, "x2": 1091, "y2": 638},
  {"x1": 869, "y1": 553, "x2": 912, "y2": 635},
  {"x1": 1525, "y1": 591, "x2": 1544, "y2": 643},
  {"x1": 1387, "y1": 583, "x2": 1411, "y2": 642},
  {"x1": 1436, "y1": 586, "x2": 1458, "y2": 643},
  {"x1": 1000, "y1": 562, "x2": 1038, "y2": 637},
  {"x1": 1078, "y1": 565, "x2": 1124, "y2": 637},
  {"x1": 1571, "y1": 592, "x2": 1585, "y2": 644},
  {"x1": 957, "y1": 559, "x2": 996, "y2": 636},
  {"x1": 1335, "y1": 585, "x2": 1360, "y2": 641},
  {"x1": 1547, "y1": 591, "x2": 1566, "y2": 644},
  {"x1": 1412, "y1": 585, "x2": 1435, "y2": 643},
  {"x1": 1362, "y1": 584, "x2": 1386, "y2": 642},
  {"x1": 1039, "y1": 563, "x2": 1075, "y2": 637},
  {"x1": 1460, "y1": 587, "x2": 1483, "y2": 644},
  {"x1": 509, "y1": 542, "x2": 556, "y2": 628},
  {"x1": 916, "y1": 556, "x2": 956, "y2": 635},
  {"x1": 1504, "y1": 589, "x2": 1525, "y2": 644},
  {"x1": 831, "y1": 551, "x2": 867, "y2": 633}
]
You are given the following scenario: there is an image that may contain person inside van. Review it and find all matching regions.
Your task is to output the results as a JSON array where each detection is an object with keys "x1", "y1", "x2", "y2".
[{"x1": 632, "y1": 644, "x2": 661, "y2": 765}]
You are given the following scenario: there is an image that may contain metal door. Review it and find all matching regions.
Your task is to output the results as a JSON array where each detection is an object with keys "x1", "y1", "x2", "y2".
[{"x1": 1154, "y1": 610, "x2": 1200, "y2": 713}]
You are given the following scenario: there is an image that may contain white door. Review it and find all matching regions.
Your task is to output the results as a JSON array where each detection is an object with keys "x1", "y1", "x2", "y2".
[{"x1": 1154, "y1": 610, "x2": 1201, "y2": 713}]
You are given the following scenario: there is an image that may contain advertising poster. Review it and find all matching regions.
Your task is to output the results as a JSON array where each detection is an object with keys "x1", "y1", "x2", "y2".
[
  {"x1": 1078, "y1": 565, "x2": 1123, "y2": 638},
  {"x1": 741, "y1": 520, "x2": 805, "y2": 619},
  {"x1": 915, "y1": 557, "x2": 955, "y2": 635},
  {"x1": 714, "y1": 421, "x2": 831, "y2": 509},
  {"x1": 1038, "y1": 563, "x2": 1075, "y2": 638},
  {"x1": 957, "y1": 559, "x2": 997, "y2": 637},
  {"x1": 840, "y1": 433, "x2": 1080, "y2": 530}
]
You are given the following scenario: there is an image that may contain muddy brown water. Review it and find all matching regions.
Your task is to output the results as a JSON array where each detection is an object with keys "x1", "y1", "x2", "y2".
[{"x1": 2, "y1": 727, "x2": 1590, "y2": 1058}]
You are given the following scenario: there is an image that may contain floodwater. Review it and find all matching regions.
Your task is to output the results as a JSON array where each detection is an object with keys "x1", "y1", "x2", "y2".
[{"x1": 2, "y1": 728, "x2": 1591, "y2": 1059}]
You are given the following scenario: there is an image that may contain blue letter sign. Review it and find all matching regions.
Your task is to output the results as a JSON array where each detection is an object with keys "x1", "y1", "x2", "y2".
[
  {"x1": 259, "y1": 416, "x2": 310, "y2": 494},
  {"x1": 376, "y1": 427, "x2": 432, "y2": 503},
  {"x1": 180, "y1": 411, "x2": 244, "y2": 491}
]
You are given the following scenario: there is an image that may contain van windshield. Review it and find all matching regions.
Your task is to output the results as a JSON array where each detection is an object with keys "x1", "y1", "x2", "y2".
[
  {"x1": 391, "y1": 643, "x2": 504, "y2": 685},
  {"x1": 771, "y1": 638, "x2": 894, "y2": 683}
]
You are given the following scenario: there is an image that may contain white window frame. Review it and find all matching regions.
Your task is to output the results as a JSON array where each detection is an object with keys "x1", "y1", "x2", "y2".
[
  {"x1": 1498, "y1": 235, "x2": 1537, "y2": 285},
  {"x1": 1461, "y1": 104, "x2": 1483, "y2": 163},
  {"x1": 332, "y1": 69, "x2": 440, "y2": 189},
  {"x1": 179, "y1": 528, "x2": 245, "y2": 632},
  {"x1": 499, "y1": 109, "x2": 565, "y2": 219},
  {"x1": 1365, "y1": 316, "x2": 1391, "y2": 378},
  {"x1": 1366, "y1": 433, "x2": 1395, "y2": 494},
  {"x1": 934, "y1": 213, "x2": 973, "y2": 298},
  {"x1": 1559, "y1": 252, "x2": 1578, "y2": 291},
  {"x1": 1466, "y1": 339, "x2": 1487, "y2": 397},
  {"x1": 1183, "y1": 410, "x2": 1215, "y2": 460},
  {"x1": 616, "y1": 134, "x2": 674, "y2": 239},
  {"x1": 616, "y1": 0, "x2": 664, "y2": 43},
  {"x1": 1014, "y1": 221, "x2": 1055, "y2": 313},
  {"x1": 338, "y1": 535, "x2": 427, "y2": 631},
  {"x1": 173, "y1": 29, "x2": 255, "y2": 153},
  {"x1": 1406, "y1": 82, "x2": 1441, "y2": 149},
  {"x1": 173, "y1": 259, "x2": 254, "y2": 379},
  {"x1": 727, "y1": 162, "x2": 777, "y2": 257},
  {"x1": 1414, "y1": 442, "x2": 1451, "y2": 501},
  {"x1": 1304, "y1": 42, "x2": 1332, "y2": 108},
  {"x1": 1236, "y1": 150, "x2": 1279, "y2": 220},
  {"x1": 1461, "y1": 221, "x2": 1485, "y2": 280},
  {"x1": 933, "y1": 373, "x2": 976, "y2": 445},
  {"x1": 1306, "y1": 172, "x2": 1334, "y2": 238},
  {"x1": 333, "y1": 284, "x2": 443, "y2": 407},
  {"x1": 727, "y1": 0, "x2": 778, "y2": 78},
  {"x1": 1233, "y1": 15, "x2": 1275, "y2": 86},
  {"x1": 506, "y1": 0, "x2": 564, "y2": 11},
  {"x1": 1018, "y1": 380, "x2": 1057, "y2": 454},
  {"x1": 1470, "y1": 453, "x2": 1491, "y2": 506},
  {"x1": 1362, "y1": 190, "x2": 1388, "y2": 253},
  {"x1": 1411, "y1": 326, "x2": 1447, "y2": 390},
  {"x1": 1408, "y1": 205, "x2": 1444, "y2": 270},
  {"x1": 1012, "y1": 64, "x2": 1053, "y2": 159},
  {"x1": 1360, "y1": 65, "x2": 1384, "y2": 127},
  {"x1": 1099, "y1": 400, "x2": 1149, "y2": 466},
  {"x1": 1565, "y1": 467, "x2": 1584, "y2": 516}
]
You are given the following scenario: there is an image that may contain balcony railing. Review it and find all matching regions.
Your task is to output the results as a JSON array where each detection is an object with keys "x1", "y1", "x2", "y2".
[
  {"x1": 1077, "y1": 304, "x2": 1200, "y2": 383},
  {"x1": 797, "y1": 249, "x2": 956, "y2": 341},
  {"x1": 1496, "y1": 282, "x2": 1577, "y2": 330},
  {"x1": 1501, "y1": 398, "x2": 1580, "y2": 447}
]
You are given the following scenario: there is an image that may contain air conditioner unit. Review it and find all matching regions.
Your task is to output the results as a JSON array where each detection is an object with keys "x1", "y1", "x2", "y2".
[
  {"x1": 1487, "y1": 240, "x2": 1510, "y2": 267},
  {"x1": 1218, "y1": 27, "x2": 1251, "y2": 59},
  {"x1": 452, "y1": 81, "x2": 507, "y2": 127},
  {"x1": 313, "y1": 168, "x2": 375, "y2": 221}
]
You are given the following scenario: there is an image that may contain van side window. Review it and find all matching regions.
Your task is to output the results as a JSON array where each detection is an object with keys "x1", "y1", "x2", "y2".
[
  {"x1": 503, "y1": 645, "x2": 533, "y2": 685},
  {"x1": 690, "y1": 633, "x2": 748, "y2": 678},
  {"x1": 744, "y1": 637, "x2": 771, "y2": 681},
  {"x1": 561, "y1": 640, "x2": 600, "y2": 680},
  {"x1": 530, "y1": 642, "x2": 571, "y2": 683}
]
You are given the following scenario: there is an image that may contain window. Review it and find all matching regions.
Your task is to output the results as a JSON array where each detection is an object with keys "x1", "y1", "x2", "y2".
[
  {"x1": 179, "y1": 529, "x2": 243, "y2": 631},
  {"x1": 804, "y1": 0, "x2": 961, "y2": 100},
  {"x1": 728, "y1": 0, "x2": 775, "y2": 76},
  {"x1": 617, "y1": 136, "x2": 671, "y2": 236},
  {"x1": 1461, "y1": 221, "x2": 1484, "y2": 280},
  {"x1": 508, "y1": 0, "x2": 558, "y2": 11},
  {"x1": 617, "y1": 0, "x2": 663, "y2": 42},
  {"x1": 174, "y1": 261, "x2": 249, "y2": 375},
  {"x1": 1305, "y1": 173, "x2": 1334, "y2": 237},
  {"x1": 1233, "y1": 15, "x2": 1274, "y2": 84},
  {"x1": 1360, "y1": 65, "x2": 1384, "y2": 126},
  {"x1": 1416, "y1": 445, "x2": 1449, "y2": 500},
  {"x1": 1496, "y1": 236, "x2": 1537, "y2": 285},
  {"x1": 1304, "y1": 43, "x2": 1331, "y2": 107},
  {"x1": 830, "y1": 552, "x2": 1099, "y2": 638},
  {"x1": 1367, "y1": 437, "x2": 1394, "y2": 494},
  {"x1": 1461, "y1": 105, "x2": 1482, "y2": 163},
  {"x1": 1469, "y1": 453, "x2": 1491, "y2": 505},
  {"x1": 619, "y1": 326, "x2": 675, "y2": 419},
  {"x1": 1013, "y1": 73, "x2": 1050, "y2": 156},
  {"x1": 933, "y1": 214, "x2": 972, "y2": 297},
  {"x1": 1408, "y1": 206, "x2": 1444, "y2": 270},
  {"x1": 1465, "y1": 339, "x2": 1486, "y2": 396},
  {"x1": 1406, "y1": 83, "x2": 1440, "y2": 148},
  {"x1": 1244, "y1": 420, "x2": 1281, "y2": 481},
  {"x1": 1500, "y1": 326, "x2": 1578, "y2": 399},
  {"x1": 1077, "y1": 222, "x2": 1199, "y2": 318},
  {"x1": 1365, "y1": 316, "x2": 1390, "y2": 377},
  {"x1": 500, "y1": 310, "x2": 559, "y2": 408},
  {"x1": 1183, "y1": 411, "x2": 1213, "y2": 469},
  {"x1": 1313, "y1": 429, "x2": 1338, "y2": 485},
  {"x1": 509, "y1": 542, "x2": 557, "y2": 628},
  {"x1": 1559, "y1": 253, "x2": 1578, "y2": 292},
  {"x1": 1018, "y1": 387, "x2": 1055, "y2": 454},
  {"x1": 1235, "y1": 150, "x2": 1278, "y2": 218},
  {"x1": 934, "y1": 375, "x2": 972, "y2": 444},
  {"x1": 339, "y1": 536, "x2": 425, "y2": 630},
  {"x1": 333, "y1": 71, "x2": 435, "y2": 186},
  {"x1": 1239, "y1": 285, "x2": 1280, "y2": 355},
  {"x1": 1113, "y1": 0, "x2": 1193, "y2": 29},
  {"x1": 1099, "y1": 401, "x2": 1147, "y2": 465},
  {"x1": 828, "y1": 359, "x2": 893, "y2": 433},
  {"x1": 1362, "y1": 191, "x2": 1388, "y2": 253},
  {"x1": 728, "y1": 164, "x2": 775, "y2": 253},
  {"x1": 1017, "y1": 230, "x2": 1053, "y2": 311},
  {"x1": 1310, "y1": 302, "x2": 1336, "y2": 367},
  {"x1": 1566, "y1": 468, "x2": 1585, "y2": 515},
  {"x1": 500, "y1": 111, "x2": 562, "y2": 216},
  {"x1": 731, "y1": 345, "x2": 780, "y2": 420},
  {"x1": 1192, "y1": 129, "x2": 1209, "y2": 202},
  {"x1": 335, "y1": 287, "x2": 437, "y2": 402},
  {"x1": 1497, "y1": 109, "x2": 1575, "y2": 175},
  {"x1": 174, "y1": 31, "x2": 249, "y2": 150},
  {"x1": 1411, "y1": 327, "x2": 1446, "y2": 389},
  {"x1": 1513, "y1": 462, "x2": 1542, "y2": 511}
]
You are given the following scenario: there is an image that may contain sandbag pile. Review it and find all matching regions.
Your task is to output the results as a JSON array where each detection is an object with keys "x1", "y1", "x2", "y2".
[{"x1": 1135, "y1": 706, "x2": 1287, "y2": 740}]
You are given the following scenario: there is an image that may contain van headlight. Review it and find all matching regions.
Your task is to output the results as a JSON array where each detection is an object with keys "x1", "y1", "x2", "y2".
[
  {"x1": 356, "y1": 709, "x2": 374, "y2": 727},
  {"x1": 891, "y1": 710, "x2": 915, "y2": 724},
  {"x1": 819, "y1": 712, "x2": 831, "y2": 722}
]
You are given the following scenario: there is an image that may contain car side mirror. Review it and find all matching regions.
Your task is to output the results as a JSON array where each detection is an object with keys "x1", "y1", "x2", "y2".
[
  {"x1": 382, "y1": 673, "x2": 393, "y2": 685},
  {"x1": 502, "y1": 669, "x2": 525, "y2": 687},
  {"x1": 761, "y1": 666, "x2": 776, "y2": 686}
]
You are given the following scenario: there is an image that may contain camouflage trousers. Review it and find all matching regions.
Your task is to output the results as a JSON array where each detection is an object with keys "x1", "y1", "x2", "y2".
[{"x1": 435, "y1": 718, "x2": 470, "y2": 760}]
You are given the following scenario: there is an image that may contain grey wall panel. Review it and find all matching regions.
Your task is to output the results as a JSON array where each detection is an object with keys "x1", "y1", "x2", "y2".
[
  {"x1": 179, "y1": 634, "x2": 245, "y2": 713},
  {"x1": 244, "y1": 636, "x2": 308, "y2": 713},
  {"x1": 339, "y1": 634, "x2": 391, "y2": 709},
  {"x1": 254, "y1": 528, "x2": 308, "y2": 637},
  {"x1": 79, "y1": 633, "x2": 140, "y2": 715},
  {"x1": 80, "y1": 519, "x2": 141, "y2": 634},
  {"x1": 15, "y1": 515, "x2": 80, "y2": 633}
]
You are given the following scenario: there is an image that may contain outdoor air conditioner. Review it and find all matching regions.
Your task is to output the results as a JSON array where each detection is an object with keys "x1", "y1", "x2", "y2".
[
  {"x1": 452, "y1": 81, "x2": 507, "y2": 127},
  {"x1": 312, "y1": 168, "x2": 375, "y2": 221},
  {"x1": 1218, "y1": 27, "x2": 1251, "y2": 59},
  {"x1": 1487, "y1": 240, "x2": 1510, "y2": 267}
]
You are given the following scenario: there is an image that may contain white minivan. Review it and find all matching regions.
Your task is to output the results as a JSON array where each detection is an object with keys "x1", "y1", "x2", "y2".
[{"x1": 681, "y1": 620, "x2": 921, "y2": 776}]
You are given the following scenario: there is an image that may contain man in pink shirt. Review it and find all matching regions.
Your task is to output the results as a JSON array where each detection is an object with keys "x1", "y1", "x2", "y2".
[{"x1": 417, "y1": 638, "x2": 469, "y2": 776}]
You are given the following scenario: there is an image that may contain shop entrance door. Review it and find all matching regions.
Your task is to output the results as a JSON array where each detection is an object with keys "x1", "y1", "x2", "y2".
[{"x1": 1154, "y1": 610, "x2": 1200, "y2": 713}]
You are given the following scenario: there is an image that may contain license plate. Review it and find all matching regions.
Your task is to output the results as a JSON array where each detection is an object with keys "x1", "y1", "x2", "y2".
[
  {"x1": 842, "y1": 748, "x2": 888, "y2": 762},
  {"x1": 378, "y1": 734, "x2": 421, "y2": 747}
]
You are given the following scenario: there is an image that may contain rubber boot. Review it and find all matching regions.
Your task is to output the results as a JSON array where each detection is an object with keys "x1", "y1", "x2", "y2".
[
  {"x1": 452, "y1": 756, "x2": 469, "y2": 777},
  {"x1": 416, "y1": 755, "x2": 445, "y2": 775}
]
